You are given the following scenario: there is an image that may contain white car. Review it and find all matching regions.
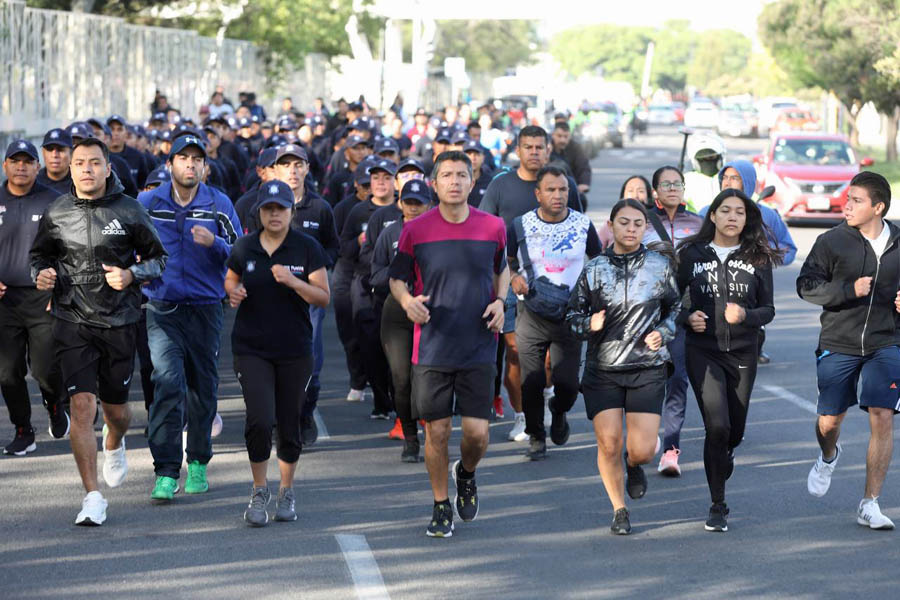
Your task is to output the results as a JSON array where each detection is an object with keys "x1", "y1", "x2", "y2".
[
  {"x1": 684, "y1": 102, "x2": 720, "y2": 129},
  {"x1": 647, "y1": 104, "x2": 678, "y2": 125}
]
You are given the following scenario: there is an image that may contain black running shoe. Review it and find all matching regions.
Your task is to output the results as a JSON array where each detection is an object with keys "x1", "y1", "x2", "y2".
[
  {"x1": 526, "y1": 436, "x2": 547, "y2": 461},
  {"x1": 725, "y1": 449, "x2": 735, "y2": 481},
  {"x1": 611, "y1": 508, "x2": 631, "y2": 535},
  {"x1": 48, "y1": 404, "x2": 70, "y2": 439},
  {"x1": 705, "y1": 502, "x2": 729, "y2": 532},
  {"x1": 3, "y1": 427, "x2": 36, "y2": 456},
  {"x1": 300, "y1": 415, "x2": 318, "y2": 446},
  {"x1": 549, "y1": 408, "x2": 570, "y2": 446},
  {"x1": 452, "y1": 460, "x2": 479, "y2": 522},
  {"x1": 625, "y1": 460, "x2": 647, "y2": 499},
  {"x1": 426, "y1": 502, "x2": 454, "y2": 538},
  {"x1": 401, "y1": 439, "x2": 420, "y2": 463}
]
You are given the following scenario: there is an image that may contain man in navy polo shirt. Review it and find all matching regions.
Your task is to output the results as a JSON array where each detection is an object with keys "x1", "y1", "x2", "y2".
[
  {"x1": 138, "y1": 135, "x2": 242, "y2": 503},
  {"x1": 37, "y1": 128, "x2": 74, "y2": 194},
  {"x1": 389, "y1": 150, "x2": 509, "y2": 538},
  {"x1": 108, "y1": 115, "x2": 151, "y2": 188}
]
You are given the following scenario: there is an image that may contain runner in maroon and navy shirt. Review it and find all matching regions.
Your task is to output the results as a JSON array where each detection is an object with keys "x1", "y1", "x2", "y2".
[{"x1": 389, "y1": 150, "x2": 510, "y2": 538}]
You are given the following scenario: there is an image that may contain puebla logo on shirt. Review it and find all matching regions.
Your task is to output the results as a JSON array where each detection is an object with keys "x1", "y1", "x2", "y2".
[
  {"x1": 246, "y1": 260, "x2": 256, "y2": 272},
  {"x1": 303, "y1": 220, "x2": 320, "y2": 230}
]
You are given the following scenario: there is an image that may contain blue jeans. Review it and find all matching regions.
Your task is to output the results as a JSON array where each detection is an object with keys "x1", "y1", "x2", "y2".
[
  {"x1": 661, "y1": 326, "x2": 689, "y2": 451},
  {"x1": 301, "y1": 304, "x2": 326, "y2": 418},
  {"x1": 147, "y1": 301, "x2": 223, "y2": 479}
]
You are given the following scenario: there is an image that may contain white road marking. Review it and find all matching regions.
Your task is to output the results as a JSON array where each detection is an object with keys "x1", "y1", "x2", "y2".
[
  {"x1": 314, "y1": 408, "x2": 330, "y2": 440},
  {"x1": 336, "y1": 534, "x2": 389, "y2": 600},
  {"x1": 760, "y1": 384, "x2": 818, "y2": 415}
]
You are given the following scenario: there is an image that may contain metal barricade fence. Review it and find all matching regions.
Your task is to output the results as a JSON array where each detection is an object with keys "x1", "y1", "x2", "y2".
[{"x1": 0, "y1": 0, "x2": 260, "y2": 141}]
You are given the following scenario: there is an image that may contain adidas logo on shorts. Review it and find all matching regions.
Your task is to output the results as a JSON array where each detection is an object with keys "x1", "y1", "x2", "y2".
[{"x1": 101, "y1": 219, "x2": 126, "y2": 235}]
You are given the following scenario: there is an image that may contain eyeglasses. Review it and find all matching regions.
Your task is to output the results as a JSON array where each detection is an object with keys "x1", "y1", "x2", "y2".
[{"x1": 659, "y1": 181, "x2": 685, "y2": 191}]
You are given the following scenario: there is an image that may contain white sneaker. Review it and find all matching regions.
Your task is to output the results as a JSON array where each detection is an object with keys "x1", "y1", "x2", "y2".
[
  {"x1": 211, "y1": 412, "x2": 223, "y2": 438},
  {"x1": 807, "y1": 444, "x2": 841, "y2": 497},
  {"x1": 346, "y1": 388, "x2": 364, "y2": 402},
  {"x1": 508, "y1": 412, "x2": 528, "y2": 442},
  {"x1": 857, "y1": 497, "x2": 895, "y2": 530},
  {"x1": 101, "y1": 424, "x2": 128, "y2": 488},
  {"x1": 75, "y1": 491, "x2": 107, "y2": 526}
]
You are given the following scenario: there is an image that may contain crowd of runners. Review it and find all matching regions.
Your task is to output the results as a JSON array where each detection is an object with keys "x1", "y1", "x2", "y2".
[{"x1": 0, "y1": 90, "x2": 896, "y2": 536}]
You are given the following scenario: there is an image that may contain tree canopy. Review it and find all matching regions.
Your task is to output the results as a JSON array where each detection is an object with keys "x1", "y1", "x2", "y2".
[{"x1": 432, "y1": 20, "x2": 538, "y2": 76}]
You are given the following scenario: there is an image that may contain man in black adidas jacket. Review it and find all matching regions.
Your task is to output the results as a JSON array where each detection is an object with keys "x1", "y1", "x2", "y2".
[
  {"x1": 797, "y1": 171, "x2": 899, "y2": 530},
  {"x1": 30, "y1": 138, "x2": 167, "y2": 527}
]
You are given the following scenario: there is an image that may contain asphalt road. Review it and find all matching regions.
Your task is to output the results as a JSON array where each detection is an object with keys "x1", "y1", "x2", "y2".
[{"x1": 3, "y1": 126, "x2": 899, "y2": 599}]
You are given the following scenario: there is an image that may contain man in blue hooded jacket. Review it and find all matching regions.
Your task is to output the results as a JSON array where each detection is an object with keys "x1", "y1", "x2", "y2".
[
  {"x1": 703, "y1": 159, "x2": 797, "y2": 363},
  {"x1": 138, "y1": 135, "x2": 242, "y2": 502}
]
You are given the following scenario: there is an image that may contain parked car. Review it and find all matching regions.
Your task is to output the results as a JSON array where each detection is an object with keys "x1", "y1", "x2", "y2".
[
  {"x1": 753, "y1": 132, "x2": 874, "y2": 224},
  {"x1": 647, "y1": 104, "x2": 678, "y2": 125},
  {"x1": 574, "y1": 102, "x2": 625, "y2": 155},
  {"x1": 772, "y1": 108, "x2": 819, "y2": 132},
  {"x1": 684, "y1": 100, "x2": 720, "y2": 129},
  {"x1": 717, "y1": 105, "x2": 758, "y2": 137},
  {"x1": 756, "y1": 97, "x2": 799, "y2": 136}
]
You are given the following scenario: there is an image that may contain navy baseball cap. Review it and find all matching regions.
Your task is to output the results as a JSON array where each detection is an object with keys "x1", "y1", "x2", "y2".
[
  {"x1": 43, "y1": 128, "x2": 73, "y2": 149},
  {"x1": 368, "y1": 158, "x2": 397, "y2": 177},
  {"x1": 257, "y1": 147, "x2": 278, "y2": 168},
  {"x1": 462, "y1": 139, "x2": 481, "y2": 153},
  {"x1": 434, "y1": 128, "x2": 453, "y2": 144},
  {"x1": 256, "y1": 180, "x2": 293, "y2": 209},
  {"x1": 86, "y1": 118, "x2": 111, "y2": 136},
  {"x1": 374, "y1": 138, "x2": 399, "y2": 155},
  {"x1": 226, "y1": 116, "x2": 239, "y2": 130},
  {"x1": 159, "y1": 130, "x2": 173, "y2": 142},
  {"x1": 429, "y1": 116, "x2": 442, "y2": 129},
  {"x1": 66, "y1": 122, "x2": 94, "y2": 140},
  {"x1": 277, "y1": 117, "x2": 297, "y2": 130},
  {"x1": 264, "y1": 134, "x2": 287, "y2": 149},
  {"x1": 346, "y1": 134, "x2": 368, "y2": 148},
  {"x1": 172, "y1": 125, "x2": 204, "y2": 141},
  {"x1": 151, "y1": 112, "x2": 167, "y2": 122},
  {"x1": 238, "y1": 117, "x2": 251, "y2": 128},
  {"x1": 168, "y1": 134, "x2": 207, "y2": 160},
  {"x1": 354, "y1": 159, "x2": 374, "y2": 184},
  {"x1": 145, "y1": 166, "x2": 171, "y2": 187},
  {"x1": 400, "y1": 179, "x2": 430, "y2": 204},
  {"x1": 397, "y1": 157, "x2": 426, "y2": 174},
  {"x1": 275, "y1": 143, "x2": 308, "y2": 163},
  {"x1": 107, "y1": 114, "x2": 127, "y2": 126},
  {"x1": 349, "y1": 118, "x2": 366, "y2": 131},
  {"x1": 250, "y1": 115, "x2": 260, "y2": 124},
  {"x1": 202, "y1": 125, "x2": 219, "y2": 137},
  {"x1": 415, "y1": 107, "x2": 428, "y2": 116},
  {"x1": 450, "y1": 131, "x2": 468, "y2": 145},
  {"x1": 348, "y1": 101, "x2": 364, "y2": 112},
  {"x1": 5, "y1": 139, "x2": 39, "y2": 161},
  {"x1": 310, "y1": 115, "x2": 325, "y2": 126}
]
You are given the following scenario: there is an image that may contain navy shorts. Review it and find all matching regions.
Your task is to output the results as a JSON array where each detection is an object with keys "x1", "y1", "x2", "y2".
[{"x1": 816, "y1": 346, "x2": 900, "y2": 415}]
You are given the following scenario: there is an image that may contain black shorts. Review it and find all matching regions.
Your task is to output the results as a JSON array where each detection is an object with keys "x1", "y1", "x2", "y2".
[
  {"x1": 581, "y1": 366, "x2": 667, "y2": 420},
  {"x1": 412, "y1": 364, "x2": 495, "y2": 422},
  {"x1": 53, "y1": 318, "x2": 137, "y2": 405}
]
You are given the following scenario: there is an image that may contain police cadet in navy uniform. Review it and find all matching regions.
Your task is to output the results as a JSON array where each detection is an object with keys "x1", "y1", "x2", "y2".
[
  {"x1": 85, "y1": 118, "x2": 140, "y2": 198},
  {"x1": 107, "y1": 115, "x2": 151, "y2": 189},
  {"x1": 0, "y1": 140, "x2": 69, "y2": 456},
  {"x1": 464, "y1": 139, "x2": 494, "y2": 208},
  {"x1": 37, "y1": 128, "x2": 74, "y2": 195}
]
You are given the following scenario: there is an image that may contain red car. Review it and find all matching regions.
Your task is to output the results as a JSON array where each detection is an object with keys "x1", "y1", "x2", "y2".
[{"x1": 753, "y1": 133, "x2": 874, "y2": 223}]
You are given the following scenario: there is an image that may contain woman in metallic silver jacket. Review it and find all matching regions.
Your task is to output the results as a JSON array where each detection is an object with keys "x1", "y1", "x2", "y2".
[{"x1": 566, "y1": 199, "x2": 681, "y2": 535}]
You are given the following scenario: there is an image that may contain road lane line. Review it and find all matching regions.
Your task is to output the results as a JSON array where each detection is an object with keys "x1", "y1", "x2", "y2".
[
  {"x1": 335, "y1": 534, "x2": 389, "y2": 600},
  {"x1": 760, "y1": 384, "x2": 817, "y2": 415},
  {"x1": 314, "y1": 408, "x2": 330, "y2": 440}
]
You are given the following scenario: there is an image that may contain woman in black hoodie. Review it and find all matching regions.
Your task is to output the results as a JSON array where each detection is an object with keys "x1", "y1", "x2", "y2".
[{"x1": 677, "y1": 188, "x2": 782, "y2": 533}]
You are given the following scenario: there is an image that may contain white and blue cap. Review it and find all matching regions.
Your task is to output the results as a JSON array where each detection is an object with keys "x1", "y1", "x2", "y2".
[
  {"x1": 5, "y1": 139, "x2": 39, "y2": 161},
  {"x1": 168, "y1": 135, "x2": 207, "y2": 161},
  {"x1": 256, "y1": 180, "x2": 294, "y2": 209},
  {"x1": 400, "y1": 179, "x2": 430, "y2": 204}
]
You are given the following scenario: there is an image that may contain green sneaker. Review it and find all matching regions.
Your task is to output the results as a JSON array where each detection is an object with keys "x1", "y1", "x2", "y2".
[
  {"x1": 184, "y1": 461, "x2": 209, "y2": 494},
  {"x1": 151, "y1": 476, "x2": 178, "y2": 502}
]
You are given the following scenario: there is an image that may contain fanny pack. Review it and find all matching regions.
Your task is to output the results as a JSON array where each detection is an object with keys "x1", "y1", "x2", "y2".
[{"x1": 524, "y1": 276, "x2": 571, "y2": 322}]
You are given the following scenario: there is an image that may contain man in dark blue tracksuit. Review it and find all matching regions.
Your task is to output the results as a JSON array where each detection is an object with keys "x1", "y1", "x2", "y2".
[{"x1": 138, "y1": 135, "x2": 242, "y2": 502}]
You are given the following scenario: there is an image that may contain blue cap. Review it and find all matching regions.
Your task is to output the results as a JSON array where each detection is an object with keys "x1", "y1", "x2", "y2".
[
  {"x1": 145, "y1": 166, "x2": 171, "y2": 187},
  {"x1": 5, "y1": 139, "x2": 39, "y2": 161},
  {"x1": 151, "y1": 112, "x2": 167, "y2": 122},
  {"x1": 86, "y1": 118, "x2": 111, "y2": 136},
  {"x1": 368, "y1": 158, "x2": 397, "y2": 177},
  {"x1": 277, "y1": 117, "x2": 298, "y2": 130},
  {"x1": 107, "y1": 114, "x2": 127, "y2": 126},
  {"x1": 374, "y1": 137, "x2": 399, "y2": 155},
  {"x1": 43, "y1": 128, "x2": 73, "y2": 149},
  {"x1": 429, "y1": 116, "x2": 443, "y2": 128},
  {"x1": 168, "y1": 134, "x2": 207, "y2": 160},
  {"x1": 256, "y1": 180, "x2": 294, "y2": 209},
  {"x1": 400, "y1": 179, "x2": 430, "y2": 204},
  {"x1": 435, "y1": 128, "x2": 453, "y2": 143},
  {"x1": 257, "y1": 148, "x2": 278, "y2": 168},
  {"x1": 264, "y1": 134, "x2": 288, "y2": 149},
  {"x1": 450, "y1": 131, "x2": 468, "y2": 145},
  {"x1": 226, "y1": 116, "x2": 239, "y2": 130},
  {"x1": 310, "y1": 115, "x2": 325, "y2": 126},
  {"x1": 354, "y1": 159, "x2": 374, "y2": 184},
  {"x1": 66, "y1": 122, "x2": 95, "y2": 140},
  {"x1": 462, "y1": 139, "x2": 481, "y2": 153},
  {"x1": 346, "y1": 134, "x2": 368, "y2": 148},
  {"x1": 238, "y1": 117, "x2": 251, "y2": 128},
  {"x1": 159, "y1": 130, "x2": 173, "y2": 142},
  {"x1": 276, "y1": 143, "x2": 308, "y2": 163},
  {"x1": 397, "y1": 157, "x2": 426, "y2": 174},
  {"x1": 172, "y1": 125, "x2": 204, "y2": 141}
]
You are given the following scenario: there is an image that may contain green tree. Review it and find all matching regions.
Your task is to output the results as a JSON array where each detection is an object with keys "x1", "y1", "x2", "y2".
[
  {"x1": 651, "y1": 20, "x2": 695, "y2": 92},
  {"x1": 26, "y1": 0, "x2": 169, "y2": 14},
  {"x1": 686, "y1": 29, "x2": 752, "y2": 93},
  {"x1": 432, "y1": 20, "x2": 538, "y2": 75},
  {"x1": 550, "y1": 24, "x2": 654, "y2": 89}
]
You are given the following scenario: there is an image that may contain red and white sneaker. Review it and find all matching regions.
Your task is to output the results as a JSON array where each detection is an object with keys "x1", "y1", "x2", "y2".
[
  {"x1": 493, "y1": 395, "x2": 504, "y2": 419},
  {"x1": 657, "y1": 448, "x2": 681, "y2": 477},
  {"x1": 388, "y1": 418, "x2": 404, "y2": 441}
]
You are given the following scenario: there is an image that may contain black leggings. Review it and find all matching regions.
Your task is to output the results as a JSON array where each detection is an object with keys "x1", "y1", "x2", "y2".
[
  {"x1": 235, "y1": 353, "x2": 313, "y2": 464},
  {"x1": 685, "y1": 345, "x2": 758, "y2": 504},
  {"x1": 380, "y1": 295, "x2": 417, "y2": 439}
]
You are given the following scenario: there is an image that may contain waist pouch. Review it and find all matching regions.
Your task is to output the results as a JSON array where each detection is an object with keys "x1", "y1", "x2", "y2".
[{"x1": 524, "y1": 276, "x2": 571, "y2": 322}]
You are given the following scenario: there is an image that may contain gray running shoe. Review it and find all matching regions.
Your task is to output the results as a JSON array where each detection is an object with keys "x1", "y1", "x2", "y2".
[
  {"x1": 274, "y1": 487, "x2": 297, "y2": 522},
  {"x1": 243, "y1": 486, "x2": 271, "y2": 527}
]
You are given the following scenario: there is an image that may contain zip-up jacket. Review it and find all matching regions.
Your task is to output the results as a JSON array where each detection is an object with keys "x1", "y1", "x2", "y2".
[
  {"x1": 138, "y1": 181, "x2": 241, "y2": 304},
  {"x1": 29, "y1": 173, "x2": 167, "y2": 327},
  {"x1": 677, "y1": 242, "x2": 775, "y2": 353},
  {"x1": 567, "y1": 246, "x2": 681, "y2": 371},
  {"x1": 0, "y1": 181, "x2": 59, "y2": 286},
  {"x1": 370, "y1": 219, "x2": 402, "y2": 302},
  {"x1": 290, "y1": 189, "x2": 339, "y2": 267},
  {"x1": 797, "y1": 220, "x2": 900, "y2": 355}
]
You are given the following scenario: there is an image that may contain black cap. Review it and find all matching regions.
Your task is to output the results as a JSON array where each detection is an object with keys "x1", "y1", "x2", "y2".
[
  {"x1": 5, "y1": 139, "x2": 39, "y2": 161},
  {"x1": 450, "y1": 131, "x2": 469, "y2": 145},
  {"x1": 275, "y1": 143, "x2": 308, "y2": 163},
  {"x1": 145, "y1": 166, "x2": 172, "y2": 187},
  {"x1": 256, "y1": 180, "x2": 294, "y2": 209},
  {"x1": 368, "y1": 158, "x2": 397, "y2": 177},
  {"x1": 43, "y1": 128, "x2": 73, "y2": 149},
  {"x1": 462, "y1": 139, "x2": 481, "y2": 153},
  {"x1": 434, "y1": 128, "x2": 453, "y2": 144},
  {"x1": 257, "y1": 148, "x2": 278, "y2": 168},
  {"x1": 346, "y1": 134, "x2": 368, "y2": 148},
  {"x1": 354, "y1": 158, "x2": 375, "y2": 184},
  {"x1": 400, "y1": 179, "x2": 430, "y2": 204},
  {"x1": 397, "y1": 157, "x2": 426, "y2": 174},
  {"x1": 374, "y1": 137, "x2": 399, "y2": 155}
]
